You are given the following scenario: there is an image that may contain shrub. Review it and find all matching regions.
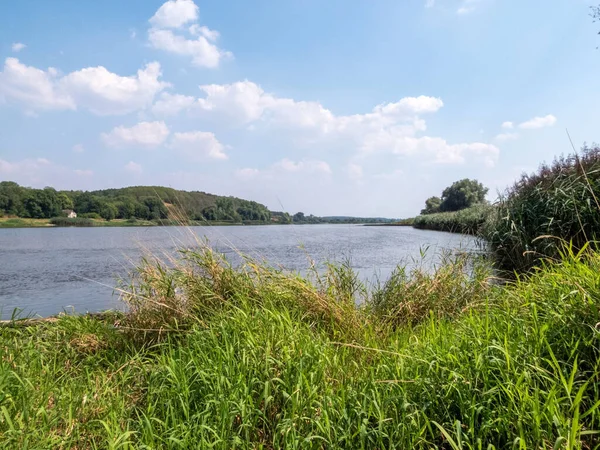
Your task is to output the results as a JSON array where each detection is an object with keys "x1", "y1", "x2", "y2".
[
  {"x1": 49, "y1": 217, "x2": 95, "y2": 227},
  {"x1": 483, "y1": 145, "x2": 600, "y2": 271}
]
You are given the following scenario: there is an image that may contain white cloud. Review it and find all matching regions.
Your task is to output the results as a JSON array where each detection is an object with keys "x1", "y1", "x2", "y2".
[
  {"x1": 501, "y1": 121, "x2": 514, "y2": 129},
  {"x1": 74, "y1": 169, "x2": 93, "y2": 176},
  {"x1": 60, "y1": 62, "x2": 169, "y2": 115},
  {"x1": 0, "y1": 58, "x2": 75, "y2": 111},
  {"x1": 518, "y1": 114, "x2": 557, "y2": 129},
  {"x1": 160, "y1": 79, "x2": 496, "y2": 167},
  {"x1": 495, "y1": 132, "x2": 519, "y2": 141},
  {"x1": 11, "y1": 43, "x2": 26, "y2": 52},
  {"x1": 170, "y1": 131, "x2": 228, "y2": 160},
  {"x1": 189, "y1": 25, "x2": 220, "y2": 41},
  {"x1": 124, "y1": 161, "x2": 143, "y2": 174},
  {"x1": 149, "y1": 0, "x2": 198, "y2": 29},
  {"x1": 72, "y1": 144, "x2": 85, "y2": 153},
  {"x1": 148, "y1": 29, "x2": 230, "y2": 68},
  {"x1": 0, "y1": 58, "x2": 168, "y2": 115},
  {"x1": 151, "y1": 92, "x2": 196, "y2": 116},
  {"x1": 194, "y1": 80, "x2": 443, "y2": 129},
  {"x1": 147, "y1": 0, "x2": 231, "y2": 68},
  {"x1": 102, "y1": 121, "x2": 170, "y2": 148}
]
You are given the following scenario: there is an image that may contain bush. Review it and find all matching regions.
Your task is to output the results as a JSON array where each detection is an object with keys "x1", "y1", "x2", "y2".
[
  {"x1": 483, "y1": 145, "x2": 600, "y2": 271},
  {"x1": 49, "y1": 217, "x2": 95, "y2": 227}
]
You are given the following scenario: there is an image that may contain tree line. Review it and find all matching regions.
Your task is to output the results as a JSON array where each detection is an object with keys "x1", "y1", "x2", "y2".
[{"x1": 0, "y1": 182, "x2": 272, "y2": 223}]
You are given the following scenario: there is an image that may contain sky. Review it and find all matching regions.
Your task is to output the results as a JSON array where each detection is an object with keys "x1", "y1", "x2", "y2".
[{"x1": 1, "y1": 0, "x2": 599, "y2": 218}]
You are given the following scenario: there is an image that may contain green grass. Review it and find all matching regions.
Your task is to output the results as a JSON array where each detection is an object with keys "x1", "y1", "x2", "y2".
[
  {"x1": 413, "y1": 204, "x2": 491, "y2": 235},
  {"x1": 1, "y1": 243, "x2": 600, "y2": 449},
  {"x1": 0, "y1": 218, "x2": 52, "y2": 228}
]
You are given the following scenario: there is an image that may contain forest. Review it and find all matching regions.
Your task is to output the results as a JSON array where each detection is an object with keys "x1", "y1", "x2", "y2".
[{"x1": 0, "y1": 182, "x2": 272, "y2": 223}]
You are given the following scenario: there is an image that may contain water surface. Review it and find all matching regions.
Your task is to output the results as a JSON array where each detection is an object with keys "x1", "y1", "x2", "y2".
[{"x1": 0, "y1": 224, "x2": 479, "y2": 319}]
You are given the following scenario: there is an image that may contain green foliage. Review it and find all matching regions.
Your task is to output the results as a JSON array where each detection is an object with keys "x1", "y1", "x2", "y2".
[
  {"x1": 2, "y1": 246, "x2": 600, "y2": 448},
  {"x1": 413, "y1": 204, "x2": 491, "y2": 235},
  {"x1": 0, "y1": 182, "x2": 272, "y2": 224},
  {"x1": 420, "y1": 196, "x2": 441, "y2": 215},
  {"x1": 482, "y1": 145, "x2": 600, "y2": 271},
  {"x1": 440, "y1": 178, "x2": 488, "y2": 212}
]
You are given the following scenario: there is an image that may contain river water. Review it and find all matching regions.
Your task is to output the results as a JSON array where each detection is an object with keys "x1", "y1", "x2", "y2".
[{"x1": 0, "y1": 224, "x2": 479, "y2": 319}]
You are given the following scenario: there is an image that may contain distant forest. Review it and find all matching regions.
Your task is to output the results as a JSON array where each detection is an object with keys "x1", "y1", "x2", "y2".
[{"x1": 0, "y1": 182, "x2": 396, "y2": 224}]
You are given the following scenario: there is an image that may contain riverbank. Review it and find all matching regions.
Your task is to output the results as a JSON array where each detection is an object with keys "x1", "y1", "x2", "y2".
[{"x1": 1, "y1": 244, "x2": 598, "y2": 448}]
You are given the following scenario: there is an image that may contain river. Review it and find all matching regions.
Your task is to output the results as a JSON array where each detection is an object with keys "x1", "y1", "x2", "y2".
[{"x1": 0, "y1": 224, "x2": 480, "y2": 319}]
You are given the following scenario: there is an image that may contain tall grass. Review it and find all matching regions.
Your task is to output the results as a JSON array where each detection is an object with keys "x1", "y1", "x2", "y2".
[
  {"x1": 483, "y1": 145, "x2": 600, "y2": 271},
  {"x1": 2, "y1": 241, "x2": 600, "y2": 448},
  {"x1": 413, "y1": 204, "x2": 491, "y2": 235}
]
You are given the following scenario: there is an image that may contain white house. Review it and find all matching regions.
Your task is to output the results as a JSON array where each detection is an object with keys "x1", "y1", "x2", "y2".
[{"x1": 62, "y1": 209, "x2": 77, "y2": 218}]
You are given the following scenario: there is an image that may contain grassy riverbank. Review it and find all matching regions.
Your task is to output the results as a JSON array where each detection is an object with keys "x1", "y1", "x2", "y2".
[
  {"x1": 0, "y1": 217, "x2": 270, "y2": 228},
  {"x1": 0, "y1": 217, "x2": 159, "y2": 228},
  {"x1": 2, "y1": 244, "x2": 599, "y2": 448}
]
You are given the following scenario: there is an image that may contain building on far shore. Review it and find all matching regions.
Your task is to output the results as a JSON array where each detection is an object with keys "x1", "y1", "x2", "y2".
[{"x1": 62, "y1": 209, "x2": 77, "y2": 218}]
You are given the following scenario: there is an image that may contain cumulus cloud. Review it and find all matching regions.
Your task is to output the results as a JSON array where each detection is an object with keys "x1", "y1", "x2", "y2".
[
  {"x1": 155, "y1": 79, "x2": 497, "y2": 167},
  {"x1": 124, "y1": 161, "x2": 143, "y2": 174},
  {"x1": 148, "y1": 0, "x2": 231, "y2": 68},
  {"x1": 151, "y1": 92, "x2": 196, "y2": 116},
  {"x1": 11, "y1": 42, "x2": 26, "y2": 52},
  {"x1": 0, "y1": 58, "x2": 75, "y2": 111},
  {"x1": 149, "y1": 0, "x2": 198, "y2": 28},
  {"x1": 59, "y1": 62, "x2": 170, "y2": 115},
  {"x1": 518, "y1": 114, "x2": 557, "y2": 129},
  {"x1": 170, "y1": 131, "x2": 228, "y2": 160},
  {"x1": 72, "y1": 144, "x2": 85, "y2": 153},
  {"x1": 0, "y1": 58, "x2": 168, "y2": 115},
  {"x1": 501, "y1": 121, "x2": 514, "y2": 129},
  {"x1": 102, "y1": 121, "x2": 170, "y2": 148}
]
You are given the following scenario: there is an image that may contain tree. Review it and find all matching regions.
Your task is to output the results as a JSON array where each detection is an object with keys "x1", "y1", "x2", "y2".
[
  {"x1": 439, "y1": 179, "x2": 488, "y2": 212},
  {"x1": 293, "y1": 212, "x2": 305, "y2": 222},
  {"x1": 421, "y1": 196, "x2": 442, "y2": 215},
  {"x1": 100, "y1": 203, "x2": 118, "y2": 221},
  {"x1": 57, "y1": 192, "x2": 74, "y2": 210}
]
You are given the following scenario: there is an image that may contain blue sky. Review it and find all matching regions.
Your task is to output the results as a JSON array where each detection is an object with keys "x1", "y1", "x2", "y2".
[{"x1": 1, "y1": 0, "x2": 599, "y2": 217}]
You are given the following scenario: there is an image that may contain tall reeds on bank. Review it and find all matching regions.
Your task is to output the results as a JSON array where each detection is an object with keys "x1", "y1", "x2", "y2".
[{"x1": 483, "y1": 145, "x2": 600, "y2": 271}]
